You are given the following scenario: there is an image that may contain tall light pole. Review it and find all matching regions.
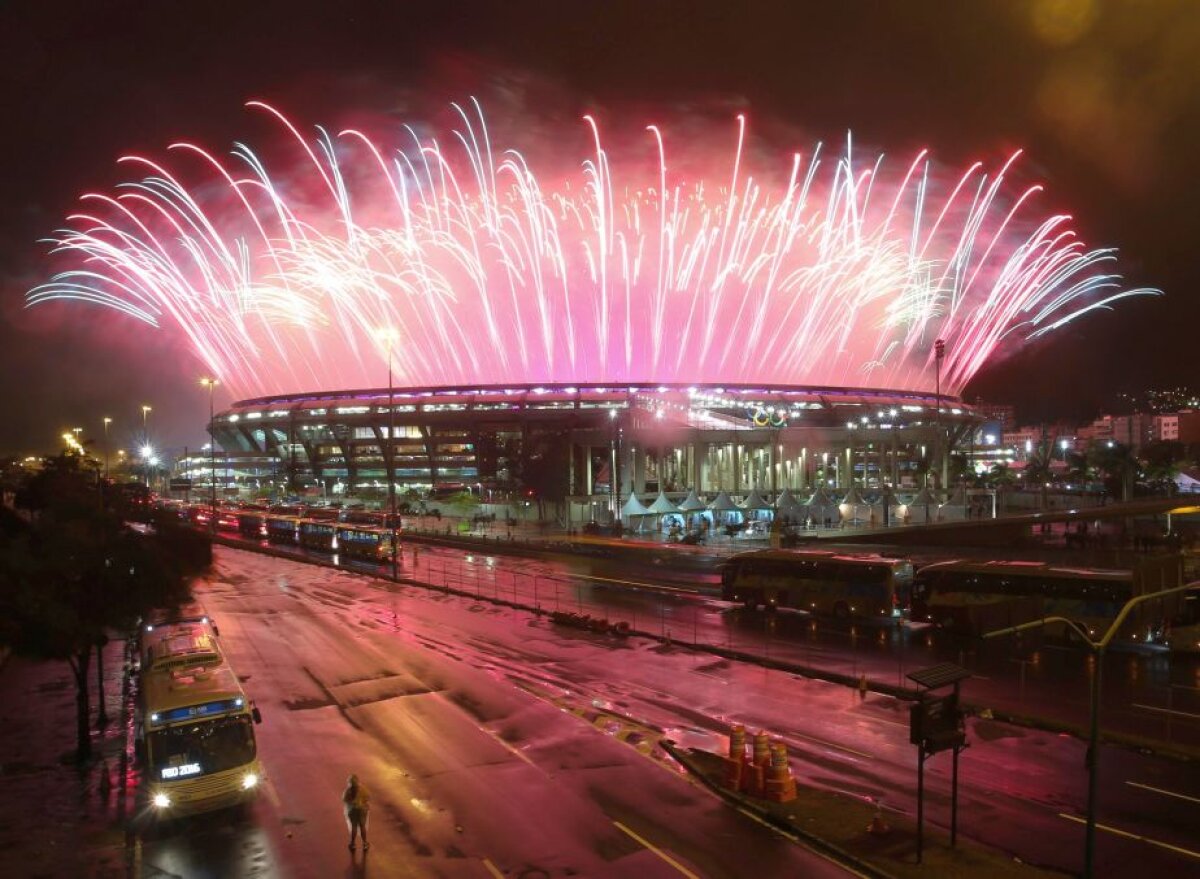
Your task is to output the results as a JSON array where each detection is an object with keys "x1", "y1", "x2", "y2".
[
  {"x1": 377, "y1": 328, "x2": 400, "y2": 581},
  {"x1": 141, "y1": 405, "x2": 152, "y2": 487},
  {"x1": 934, "y1": 339, "x2": 945, "y2": 490},
  {"x1": 200, "y1": 379, "x2": 218, "y2": 531},
  {"x1": 984, "y1": 581, "x2": 1200, "y2": 879},
  {"x1": 102, "y1": 417, "x2": 112, "y2": 479}
]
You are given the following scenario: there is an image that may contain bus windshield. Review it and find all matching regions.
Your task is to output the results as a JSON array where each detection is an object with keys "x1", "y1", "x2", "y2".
[{"x1": 149, "y1": 715, "x2": 256, "y2": 779}]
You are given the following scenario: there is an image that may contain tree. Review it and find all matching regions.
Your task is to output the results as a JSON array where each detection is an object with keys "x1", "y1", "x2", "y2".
[
  {"x1": 1087, "y1": 442, "x2": 1140, "y2": 502},
  {"x1": 0, "y1": 455, "x2": 194, "y2": 761}
]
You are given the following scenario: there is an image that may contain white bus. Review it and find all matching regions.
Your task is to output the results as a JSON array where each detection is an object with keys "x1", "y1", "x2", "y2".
[{"x1": 139, "y1": 661, "x2": 264, "y2": 816}]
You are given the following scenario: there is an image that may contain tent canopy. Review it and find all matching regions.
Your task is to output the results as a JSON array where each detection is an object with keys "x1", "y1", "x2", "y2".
[
  {"x1": 621, "y1": 493, "x2": 652, "y2": 517},
  {"x1": 677, "y1": 489, "x2": 707, "y2": 511},
  {"x1": 775, "y1": 488, "x2": 804, "y2": 513},
  {"x1": 647, "y1": 490, "x2": 680, "y2": 514},
  {"x1": 741, "y1": 488, "x2": 772, "y2": 510},
  {"x1": 909, "y1": 486, "x2": 939, "y2": 506},
  {"x1": 840, "y1": 486, "x2": 867, "y2": 506},
  {"x1": 708, "y1": 490, "x2": 739, "y2": 511}
]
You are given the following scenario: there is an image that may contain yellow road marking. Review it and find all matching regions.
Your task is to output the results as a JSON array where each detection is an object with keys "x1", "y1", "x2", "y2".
[
  {"x1": 613, "y1": 821, "x2": 701, "y2": 878},
  {"x1": 1125, "y1": 781, "x2": 1200, "y2": 805},
  {"x1": 481, "y1": 858, "x2": 505, "y2": 878},
  {"x1": 1057, "y1": 813, "x2": 1200, "y2": 859}
]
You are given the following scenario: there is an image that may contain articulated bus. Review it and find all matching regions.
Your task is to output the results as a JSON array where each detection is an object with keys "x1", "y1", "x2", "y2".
[
  {"x1": 144, "y1": 602, "x2": 219, "y2": 638},
  {"x1": 720, "y1": 549, "x2": 913, "y2": 620},
  {"x1": 910, "y1": 560, "x2": 1178, "y2": 642},
  {"x1": 139, "y1": 661, "x2": 263, "y2": 816},
  {"x1": 335, "y1": 524, "x2": 397, "y2": 561}
]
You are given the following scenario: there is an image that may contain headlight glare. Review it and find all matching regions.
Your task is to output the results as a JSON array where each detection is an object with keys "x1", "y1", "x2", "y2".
[
  {"x1": 153, "y1": 792, "x2": 171, "y2": 808},
  {"x1": 242, "y1": 773, "x2": 258, "y2": 789}
]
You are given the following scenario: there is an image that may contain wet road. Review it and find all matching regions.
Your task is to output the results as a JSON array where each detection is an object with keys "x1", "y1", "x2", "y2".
[
  {"x1": 229, "y1": 530, "x2": 1200, "y2": 751},
  {"x1": 140, "y1": 545, "x2": 1200, "y2": 878}
]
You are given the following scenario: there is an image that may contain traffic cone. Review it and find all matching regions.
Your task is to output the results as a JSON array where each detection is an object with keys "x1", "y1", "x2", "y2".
[{"x1": 867, "y1": 802, "x2": 890, "y2": 836}]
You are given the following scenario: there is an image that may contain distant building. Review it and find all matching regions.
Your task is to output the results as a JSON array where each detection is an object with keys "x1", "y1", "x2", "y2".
[{"x1": 1151, "y1": 411, "x2": 1200, "y2": 444}]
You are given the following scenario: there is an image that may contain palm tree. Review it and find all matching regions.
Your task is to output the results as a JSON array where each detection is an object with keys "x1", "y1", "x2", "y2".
[{"x1": 1087, "y1": 442, "x2": 1140, "y2": 501}]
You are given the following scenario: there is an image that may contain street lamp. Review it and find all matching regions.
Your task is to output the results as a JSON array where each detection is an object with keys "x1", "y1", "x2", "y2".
[
  {"x1": 934, "y1": 339, "x2": 945, "y2": 490},
  {"x1": 102, "y1": 417, "x2": 112, "y2": 479},
  {"x1": 200, "y1": 379, "x2": 219, "y2": 530},
  {"x1": 376, "y1": 328, "x2": 400, "y2": 581},
  {"x1": 984, "y1": 581, "x2": 1200, "y2": 879},
  {"x1": 141, "y1": 405, "x2": 153, "y2": 486}
]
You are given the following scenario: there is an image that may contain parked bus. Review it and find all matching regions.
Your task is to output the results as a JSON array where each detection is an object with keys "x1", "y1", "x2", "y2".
[
  {"x1": 335, "y1": 524, "x2": 397, "y2": 562},
  {"x1": 909, "y1": 560, "x2": 1172, "y2": 641},
  {"x1": 298, "y1": 518, "x2": 338, "y2": 552},
  {"x1": 237, "y1": 510, "x2": 268, "y2": 539},
  {"x1": 139, "y1": 661, "x2": 263, "y2": 816},
  {"x1": 720, "y1": 549, "x2": 913, "y2": 619},
  {"x1": 265, "y1": 514, "x2": 301, "y2": 545}
]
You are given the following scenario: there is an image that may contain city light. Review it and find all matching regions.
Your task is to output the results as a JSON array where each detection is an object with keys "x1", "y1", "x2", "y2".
[{"x1": 28, "y1": 101, "x2": 1157, "y2": 397}]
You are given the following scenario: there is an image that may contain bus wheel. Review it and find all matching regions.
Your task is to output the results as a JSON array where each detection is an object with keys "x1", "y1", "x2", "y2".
[{"x1": 833, "y1": 602, "x2": 850, "y2": 621}]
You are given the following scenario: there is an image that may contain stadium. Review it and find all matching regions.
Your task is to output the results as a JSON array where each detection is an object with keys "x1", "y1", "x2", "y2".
[{"x1": 200, "y1": 381, "x2": 975, "y2": 526}]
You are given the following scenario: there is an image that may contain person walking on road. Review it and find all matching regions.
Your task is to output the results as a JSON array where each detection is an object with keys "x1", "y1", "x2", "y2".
[{"x1": 343, "y1": 773, "x2": 371, "y2": 852}]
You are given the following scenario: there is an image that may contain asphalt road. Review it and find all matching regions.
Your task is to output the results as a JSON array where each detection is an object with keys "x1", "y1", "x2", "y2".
[
  {"x1": 136, "y1": 545, "x2": 1200, "y2": 878},
  {"x1": 135, "y1": 546, "x2": 855, "y2": 878}
]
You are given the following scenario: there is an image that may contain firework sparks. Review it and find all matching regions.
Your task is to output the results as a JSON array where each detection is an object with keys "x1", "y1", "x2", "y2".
[{"x1": 27, "y1": 99, "x2": 1159, "y2": 396}]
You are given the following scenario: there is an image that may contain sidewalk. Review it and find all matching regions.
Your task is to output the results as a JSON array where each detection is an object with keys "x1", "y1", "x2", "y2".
[{"x1": 0, "y1": 639, "x2": 134, "y2": 879}]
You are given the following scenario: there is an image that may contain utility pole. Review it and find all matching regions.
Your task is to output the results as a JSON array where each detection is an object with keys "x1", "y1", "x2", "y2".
[
  {"x1": 377, "y1": 328, "x2": 400, "y2": 581},
  {"x1": 934, "y1": 339, "x2": 945, "y2": 491},
  {"x1": 201, "y1": 379, "x2": 218, "y2": 532}
]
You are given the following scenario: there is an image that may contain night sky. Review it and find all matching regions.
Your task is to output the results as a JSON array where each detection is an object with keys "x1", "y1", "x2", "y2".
[{"x1": 2, "y1": 0, "x2": 1197, "y2": 457}]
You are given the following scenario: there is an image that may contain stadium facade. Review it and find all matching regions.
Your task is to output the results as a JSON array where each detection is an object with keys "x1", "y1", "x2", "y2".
[{"x1": 201, "y1": 383, "x2": 975, "y2": 520}]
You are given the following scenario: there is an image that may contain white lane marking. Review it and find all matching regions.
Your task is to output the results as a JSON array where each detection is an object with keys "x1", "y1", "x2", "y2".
[
  {"x1": 1132, "y1": 703, "x2": 1200, "y2": 720},
  {"x1": 481, "y1": 858, "x2": 505, "y2": 878},
  {"x1": 1057, "y1": 813, "x2": 1200, "y2": 860},
  {"x1": 613, "y1": 821, "x2": 701, "y2": 879},
  {"x1": 790, "y1": 730, "x2": 872, "y2": 759},
  {"x1": 1126, "y1": 781, "x2": 1200, "y2": 805}
]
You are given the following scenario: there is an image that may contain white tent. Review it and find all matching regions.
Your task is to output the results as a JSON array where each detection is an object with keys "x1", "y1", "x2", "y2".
[
  {"x1": 838, "y1": 485, "x2": 872, "y2": 525},
  {"x1": 620, "y1": 492, "x2": 653, "y2": 529},
  {"x1": 902, "y1": 486, "x2": 941, "y2": 523},
  {"x1": 741, "y1": 488, "x2": 773, "y2": 520},
  {"x1": 707, "y1": 490, "x2": 742, "y2": 525},
  {"x1": 939, "y1": 485, "x2": 969, "y2": 521},
  {"x1": 647, "y1": 490, "x2": 682, "y2": 532},
  {"x1": 676, "y1": 488, "x2": 709, "y2": 530},
  {"x1": 806, "y1": 486, "x2": 841, "y2": 527},
  {"x1": 774, "y1": 488, "x2": 806, "y2": 521},
  {"x1": 871, "y1": 487, "x2": 903, "y2": 527}
]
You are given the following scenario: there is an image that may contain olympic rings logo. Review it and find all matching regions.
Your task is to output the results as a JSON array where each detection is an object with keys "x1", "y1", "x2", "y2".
[{"x1": 749, "y1": 406, "x2": 788, "y2": 428}]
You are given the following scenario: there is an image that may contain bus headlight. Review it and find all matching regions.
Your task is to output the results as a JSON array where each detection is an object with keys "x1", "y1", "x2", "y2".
[
  {"x1": 242, "y1": 773, "x2": 259, "y2": 790},
  {"x1": 153, "y1": 792, "x2": 171, "y2": 808}
]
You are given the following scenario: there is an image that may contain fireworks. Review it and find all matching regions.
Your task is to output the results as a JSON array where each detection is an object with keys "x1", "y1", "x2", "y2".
[{"x1": 27, "y1": 99, "x2": 1158, "y2": 396}]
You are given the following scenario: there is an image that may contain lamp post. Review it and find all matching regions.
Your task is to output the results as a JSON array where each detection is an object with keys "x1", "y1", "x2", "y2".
[
  {"x1": 377, "y1": 328, "x2": 400, "y2": 581},
  {"x1": 141, "y1": 405, "x2": 152, "y2": 486},
  {"x1": 983, "y1": 581, "x2": 1200, "y2": 879},
  {"x1": 200, "y1": 379, "x2": 218, "y2": 531},
  {"x1": 102, "y1": 417, "x2": 112, "y2": 479},
  {"x1": 934, "y1": 339, "x2": 945, "y2": 490}
]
